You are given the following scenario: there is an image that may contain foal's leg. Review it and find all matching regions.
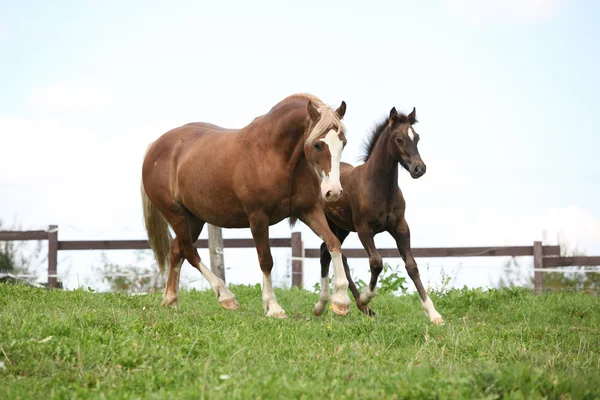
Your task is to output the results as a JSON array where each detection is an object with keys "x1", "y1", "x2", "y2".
[
  {"x1": 313, "y1": 242, "x2": 332, "y2": 316},
  {"x1": 342, "y1": 254, "x2": 377, "y2": 317},
  {"x1": 248, "y1": 212, "x2": 286, "y2": 318},
  {"x1": 314, "y1": 229, "x2": 375, "y2": 316},
  {"x1": 314, "y1": 222, "x2": 349, "y2": 315},
  {"x1": 300, "y1": 207, "x2": 351, "y2": 316},
  {"x1": 391, "y1": 218, "x2": 443, "y2": 325},
  {"x1": 161, "y1": 207, "x2": 238, "y2": 310},
  {"x1": 356, "y1": 225, "x2": 384, "y2": 307}
]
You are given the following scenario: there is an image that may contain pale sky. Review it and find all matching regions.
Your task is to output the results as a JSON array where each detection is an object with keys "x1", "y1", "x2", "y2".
[{"x1": 1, "y1": 0, "x2": 599, "y2": 293}]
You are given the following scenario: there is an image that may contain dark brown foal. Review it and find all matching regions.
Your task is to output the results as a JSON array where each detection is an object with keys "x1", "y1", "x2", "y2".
[{"x1": 315, "y1": 107, "x2": 443, "y2": 325}]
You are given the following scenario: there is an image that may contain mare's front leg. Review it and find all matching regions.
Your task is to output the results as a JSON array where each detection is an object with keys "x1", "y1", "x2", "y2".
[
  {"x1": 356, "y1": 225, "x2": 384, "y2": 308},
  {"x1": 248, "y1": 212, "x2": 287, "y2": 318},
  {"x1": 299, "y1": 207, "x2": 351, "y2": 316},
  {"x1": 391, "y1": 218, "x2": 443, "y2": 325}
]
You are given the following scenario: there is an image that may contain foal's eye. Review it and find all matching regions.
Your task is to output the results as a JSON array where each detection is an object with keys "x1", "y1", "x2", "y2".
[
  {"x1": 395, "y1": 136, "x2": 403, "y2": 144},
  {"x1": 314, "y1": 142, "x2": 323, "y2": 151}
]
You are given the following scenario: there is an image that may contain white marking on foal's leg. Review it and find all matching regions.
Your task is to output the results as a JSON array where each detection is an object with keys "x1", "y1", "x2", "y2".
[
  {"x1": 196, "y1": 261, "x2": 239, "y2": 310},
  {"x1": 359, "y1": 285, "x2": 377, "y2": 306},
  {"x1": 262, "y1": 274, "x2": 287, "y2": 318},
  {"x1": 313, "y1": 276, "x2": 331, "y2": 316},
  {"x1": 161, "y1": 259, "x2": 183, "y2": 308},
  {"x1": 422, "y1": 295, "x2": 444, "y2": 325},
  {"x1": 330, "y1": 251, "x2": 350, "y2": 315}
]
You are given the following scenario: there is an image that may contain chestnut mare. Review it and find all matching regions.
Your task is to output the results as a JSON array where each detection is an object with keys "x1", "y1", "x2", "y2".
[
  {"x1": 314, "y1": 107, "x2": 444, "y2": 325},
  {"x1": 141, "y1": 94, "x2": 352, "y2": 318}
]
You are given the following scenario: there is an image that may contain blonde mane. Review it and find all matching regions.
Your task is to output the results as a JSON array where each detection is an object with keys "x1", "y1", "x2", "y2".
[
  {"x1": 272, "y1": 93, "x2": 344, "y2": 145},
  {"x1": 305, "y1": 105, "x2": 344, "y2": 145}
]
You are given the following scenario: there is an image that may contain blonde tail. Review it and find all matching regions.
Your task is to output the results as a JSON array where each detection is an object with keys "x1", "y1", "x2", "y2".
[{"x1": 141, "y1": 143, "x2": 173, "y2": 274}]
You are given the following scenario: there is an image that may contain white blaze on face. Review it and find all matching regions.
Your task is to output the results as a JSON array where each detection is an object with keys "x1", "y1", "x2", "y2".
[
  {"x1": 408, "y1": 126, "x2": 415, "y2": 141},
  {"x1": 319, "y1": 129, "x2": 344, "y2": 199}
]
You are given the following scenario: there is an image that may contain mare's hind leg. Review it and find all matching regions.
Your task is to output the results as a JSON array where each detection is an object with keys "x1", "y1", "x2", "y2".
[
  {"x1": 391, "y1": 218, "x2": 443, "y2": 325},
  {"x1": 161, "y1": 239, "x2": 186, "y2": 308},
  {"x1": 161, "y1": 206, "x2": 238, "y2": 310},
  {"x1": 299, "y1": 206, "x2": 350, "y2": 316},
  {"x1": 248, "y1": 211, "x2": 286, "y2": 318},
  {"x1": 161, "y1": 216, "x2": 203, "y2": 308}
]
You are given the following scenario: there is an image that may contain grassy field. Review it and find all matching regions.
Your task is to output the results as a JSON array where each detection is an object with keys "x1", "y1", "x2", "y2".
[{"x1": 1, "y1": 283, "x2": 599, "y2": 399}]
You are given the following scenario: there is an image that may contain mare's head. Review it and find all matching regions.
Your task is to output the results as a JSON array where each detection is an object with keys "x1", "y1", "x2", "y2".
[
  {"x1": 386, "y1": 107, "x2": 426, "y2": 178},
  {"x1": 304, "y1": 100, "x2": 347, "y2": 202}
]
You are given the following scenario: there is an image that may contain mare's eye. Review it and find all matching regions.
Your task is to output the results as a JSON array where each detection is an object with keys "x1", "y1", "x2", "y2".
[
  {"x1": 314, "y1": 142, "x2": 323, "y2": 151},
  {"x1": 395, "y1": 136, "x2": 403, "y2": 143}
]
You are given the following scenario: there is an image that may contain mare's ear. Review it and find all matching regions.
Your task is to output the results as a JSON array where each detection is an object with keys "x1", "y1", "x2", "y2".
[
  {"x1": 335, "y1": 101, "x2": 347, "y2": 119},
  {"x1": 389, "y1": 107, "x2": 399, "y2": 123},
  {"x1": 307, "y1": 100, "x2": 321, "y2": 122},
  {"x1": 408, "y1": 107, "x2": 418, "y2": 124}
]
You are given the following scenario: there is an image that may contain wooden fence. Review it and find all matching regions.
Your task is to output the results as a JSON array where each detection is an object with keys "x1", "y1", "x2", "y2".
[{"x1": 1, "y1": 225, "x2": 599, "y2": 293}]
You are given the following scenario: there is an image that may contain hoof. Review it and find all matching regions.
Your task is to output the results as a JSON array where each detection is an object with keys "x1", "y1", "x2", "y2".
[
  {"x1": 359, "y1": 305, "x2": 377, "y2": 317},
  {"x1": 313, "y1": 303, "x2": 327, "y2": 316},
  {"x1": 219, "y1": 297, "x2": 240, "y2": 311},
  {"x1": 431, "y1": 316, "x2": 444, "y2": 326},
  {"x1": 332, "y1": 302, "x2": 350, "y2": 316},
  {"x1": 160, "y1": 296, "x2": 178, "y2": 308},
  {"x1": 266, "y1": 310, "x2": 287, "y2": 319}
]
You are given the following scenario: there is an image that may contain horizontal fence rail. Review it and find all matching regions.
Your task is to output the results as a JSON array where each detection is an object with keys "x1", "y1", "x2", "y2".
[
  {"x1": 0, "y1": 230, "x2": 51, "y2": 241},
  {"x1": 303, "y1": 245, "x2": 561, "y2": 259},
  {"x1": 1, "y1": 226, "x2": 599, "y2": 294},
  {"x1": 57, "y1": 238, "x2": 292, "y2": 251},
  {"x1": 542, "y1": 256, "x2": 600, "y2": 267}
]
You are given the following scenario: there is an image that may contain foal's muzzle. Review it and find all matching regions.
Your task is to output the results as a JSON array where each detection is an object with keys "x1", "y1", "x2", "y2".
[{"x1": 411, "y1": 163, "x2": 426, "y2": 178}]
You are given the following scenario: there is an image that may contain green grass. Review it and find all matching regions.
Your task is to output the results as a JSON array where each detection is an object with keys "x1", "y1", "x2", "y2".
[{"x1": 1, "y1": 284, "x2": 599, "y2": 399}]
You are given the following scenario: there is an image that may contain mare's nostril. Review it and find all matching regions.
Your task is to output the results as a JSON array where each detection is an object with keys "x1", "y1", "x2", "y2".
[{"x1": 325, "y1": 190, "x2": 332, "y2": 199}]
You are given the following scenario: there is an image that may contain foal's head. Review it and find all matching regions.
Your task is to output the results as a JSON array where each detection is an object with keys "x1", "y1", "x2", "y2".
[
  {"x1": 387, "y1": 107, "x2": 426, "y2": 178},
  {"x1": 304, "y1": 100, "x2": 347, "y2": 202}
]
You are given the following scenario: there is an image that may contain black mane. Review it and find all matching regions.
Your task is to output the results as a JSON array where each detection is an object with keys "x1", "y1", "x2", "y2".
[{"x1": 360, "y1": 111, "x2": 411, "y2": 162}]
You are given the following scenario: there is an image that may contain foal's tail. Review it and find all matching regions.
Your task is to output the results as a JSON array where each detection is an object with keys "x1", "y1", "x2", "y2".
[{"x1": 141, "y1": 142, "x2": 173, "y2": 274}]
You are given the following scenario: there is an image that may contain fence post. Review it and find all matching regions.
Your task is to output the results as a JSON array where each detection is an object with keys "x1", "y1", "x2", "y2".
[
  {"x1": 207, "y1": 224, "x2": 226, "y2": 283},
  {"x1": 533, "y1": 241, "x2": 543, "y2": 294},
  {"x1": 47, "y1": 225, "x2": 58, "y2": 289},
  {"x1": 291, "y1": 232, "x2": 303, "y2": 288}
]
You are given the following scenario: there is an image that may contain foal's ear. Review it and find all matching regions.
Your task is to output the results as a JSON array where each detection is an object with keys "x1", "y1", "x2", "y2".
[
  {"x1": 335, "y1": 101, "x2": 347, "y2": 119},
  {"x1": 408, "y1": 107, "x2": 418, "y2": 124},
  {"x1": 307, "y1": 100, "x2": 321, "y2": 122},
  {"x1": 389, "y1": 107, "x2": 399, "y2": 122}
]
